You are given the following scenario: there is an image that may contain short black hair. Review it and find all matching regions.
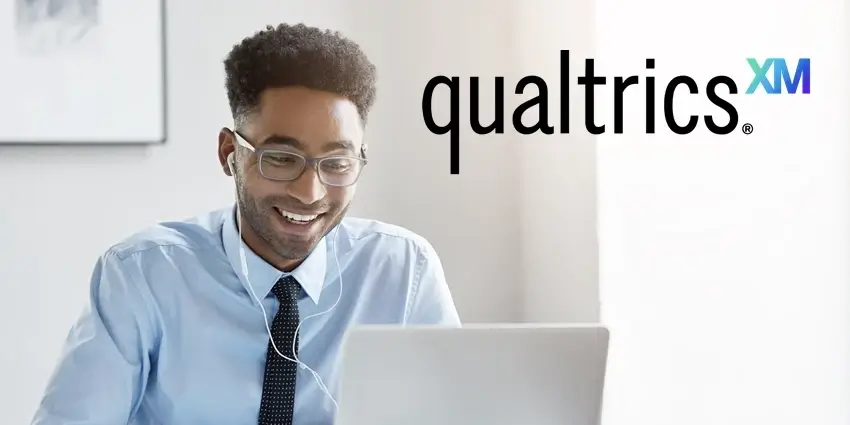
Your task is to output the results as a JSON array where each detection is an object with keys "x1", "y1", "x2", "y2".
[{"x1": 223, "y1": 23, "x2": 377, "y2": 126}]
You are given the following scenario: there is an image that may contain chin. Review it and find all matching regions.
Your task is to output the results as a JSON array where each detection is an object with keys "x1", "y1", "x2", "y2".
[
  {"x1": 270, "y1": 216, "x2": 340, "y2": 259},
  {"x1": 271, "y1": 240, "x2": 318, "y2": 261}
]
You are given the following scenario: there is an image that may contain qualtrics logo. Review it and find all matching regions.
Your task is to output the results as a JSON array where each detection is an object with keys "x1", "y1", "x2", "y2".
[{"x1": 421, "y1": 50, "x2": 811, "y2": 174}]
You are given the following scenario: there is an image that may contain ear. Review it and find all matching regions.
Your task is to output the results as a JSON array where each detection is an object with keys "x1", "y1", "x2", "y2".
[{"x1": 218, "y1": 128, "x2": 236, "y2": 176}]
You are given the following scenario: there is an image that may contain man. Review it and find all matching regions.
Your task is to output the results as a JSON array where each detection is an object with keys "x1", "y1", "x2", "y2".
[{"x1": 31, "y1": 23, "x2": 460, "y2": 425}]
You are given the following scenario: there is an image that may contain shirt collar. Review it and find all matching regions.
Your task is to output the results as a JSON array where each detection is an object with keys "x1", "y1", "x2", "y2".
[{"x1": 222, "y1": 206, "x2": 328, "y2": 304}]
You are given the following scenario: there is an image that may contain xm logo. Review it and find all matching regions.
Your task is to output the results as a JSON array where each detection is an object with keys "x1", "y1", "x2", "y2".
[{"x1": 746, "y1": 58, "x2": 811, "y2": 94}]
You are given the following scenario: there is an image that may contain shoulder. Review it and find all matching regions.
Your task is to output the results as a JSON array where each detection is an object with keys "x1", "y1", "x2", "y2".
[
  {"x1": 89, "y1": 208, "x2": 232, "y2": 314},
  {"x1": 336, "y1": 216, "x2": 439, "y2": 260},
  {"x1": 337, "y1": 217, "x2": 458, "y2": 324},
  {"x1": 335, "y1": 217, "x2": 447, "y2": 295},
  {"x1": 104, "y1": 208, "x2": 229, "y2": 262},
  {"x1": 338, "y1": 216, "x2": 430, "y2": 244}
]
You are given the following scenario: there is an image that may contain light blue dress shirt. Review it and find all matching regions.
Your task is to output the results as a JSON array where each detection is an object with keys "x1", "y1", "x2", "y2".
[{"x1": 32, "y1": 206, "x2": 460, "y2": 425}]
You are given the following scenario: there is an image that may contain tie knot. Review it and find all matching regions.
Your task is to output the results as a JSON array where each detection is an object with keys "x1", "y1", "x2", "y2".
[{"x1": 272, "y1": 275, "x2": 301, "y2": 301}]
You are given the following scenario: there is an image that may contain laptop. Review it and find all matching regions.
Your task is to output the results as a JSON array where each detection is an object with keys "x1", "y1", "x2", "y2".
[{"x1": 335, "y1": 323, "x2": 610, "y2": 425}]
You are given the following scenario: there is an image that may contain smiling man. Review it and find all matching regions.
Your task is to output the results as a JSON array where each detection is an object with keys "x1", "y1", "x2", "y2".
[{"x1": 31, "y1": 23, "x2": 460, "y2": 425}]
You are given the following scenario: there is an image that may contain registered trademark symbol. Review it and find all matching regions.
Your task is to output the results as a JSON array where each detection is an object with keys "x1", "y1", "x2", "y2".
[{"x1": 741, "y1": 123, "x2": 754, "y2": 134}]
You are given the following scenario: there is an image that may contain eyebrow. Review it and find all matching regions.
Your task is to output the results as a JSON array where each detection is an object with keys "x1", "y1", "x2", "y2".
[
  {"x1": 323, "y1": 140, "x2": 356, "y2": 153},
  {"x1": 260, "y1": 135, "x2": 303, "y2": 150},
  {"x1": 260, "y1": 135, "x2": 356, "y2": 153}
]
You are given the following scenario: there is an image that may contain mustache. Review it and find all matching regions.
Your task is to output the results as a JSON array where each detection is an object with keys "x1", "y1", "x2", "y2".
[{"x1": 262, "y1": 197, "x2": 331, "y2": 214}]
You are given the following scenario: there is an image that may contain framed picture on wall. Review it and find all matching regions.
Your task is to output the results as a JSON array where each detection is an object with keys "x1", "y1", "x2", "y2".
[{"x1": 0, "y1": 0, "x2": 167, "y2": 145}]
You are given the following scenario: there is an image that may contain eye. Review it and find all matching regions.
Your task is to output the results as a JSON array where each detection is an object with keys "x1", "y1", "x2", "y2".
[
  {"x1": 321, "y1": 158, "x2": 354, "y2": 173},
  {"x1": 262, "y1": 153, "x2": 300, "y2": 167}
]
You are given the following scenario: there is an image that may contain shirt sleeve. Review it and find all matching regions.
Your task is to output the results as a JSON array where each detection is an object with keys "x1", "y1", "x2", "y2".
[
  {"x1": 404, "y1": 241, "x2": 461, "y2": 326},
  {"x1": 31, "y1": 251, "x2": 156, "y2": 425}
]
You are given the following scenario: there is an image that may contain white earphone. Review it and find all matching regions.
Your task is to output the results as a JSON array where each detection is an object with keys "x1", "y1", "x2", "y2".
[{"x1": 226, "y1": 150, "x2": 343, "y2": 410}]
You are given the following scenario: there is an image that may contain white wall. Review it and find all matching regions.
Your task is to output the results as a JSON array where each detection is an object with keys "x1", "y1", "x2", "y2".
[
  {"x1": 343, "y1": 0, "x2": 600, "y2": 324},
  {"x1": 339, "y1": 0, "x2": 529, "y2": 323},
  {"x1": 514, "y1": 0, "x2": 599, "y2": 323}
]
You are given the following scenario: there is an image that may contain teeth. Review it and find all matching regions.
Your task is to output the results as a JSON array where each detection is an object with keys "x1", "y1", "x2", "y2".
[{"x1": 278, "y1": 209, "x2": 318, "y2": 223}]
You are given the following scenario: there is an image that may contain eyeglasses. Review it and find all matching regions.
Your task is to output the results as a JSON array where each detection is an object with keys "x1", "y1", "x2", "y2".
[{"x1": 233, "y1": 131, "x2": 367, "y2": 187}]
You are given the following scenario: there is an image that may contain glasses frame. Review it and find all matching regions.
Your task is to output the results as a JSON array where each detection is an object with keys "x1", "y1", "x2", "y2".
[{"x1": 232, "y1": 130, "x2": 368, "y2": 188}]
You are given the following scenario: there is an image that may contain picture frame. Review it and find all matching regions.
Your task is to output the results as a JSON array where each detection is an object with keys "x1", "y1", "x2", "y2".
[{"x1": 0, "y1": 0, "x2": 168, "y2": 145}]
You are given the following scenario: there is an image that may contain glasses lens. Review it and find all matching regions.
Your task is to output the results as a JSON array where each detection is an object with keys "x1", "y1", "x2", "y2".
[
  {"x1": 259, "y1": 151, "x2": 305, "y2": 180},
  {"x1": 319, "y1": 157, "x2": 364, "y2": 186}
]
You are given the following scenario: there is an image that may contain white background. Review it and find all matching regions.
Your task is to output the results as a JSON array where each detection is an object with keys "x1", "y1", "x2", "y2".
[
  {"x1": 0, "y1": 0, "x2": 847, "y2": 424},
  {"x1": 595, "y1": 1, "x2": 849, "y2": 424}
]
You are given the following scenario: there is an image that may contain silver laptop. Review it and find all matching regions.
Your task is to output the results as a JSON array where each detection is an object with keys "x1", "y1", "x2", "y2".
[{"x1": 335, "y1": 323, "x2": 610, "y2": 425}]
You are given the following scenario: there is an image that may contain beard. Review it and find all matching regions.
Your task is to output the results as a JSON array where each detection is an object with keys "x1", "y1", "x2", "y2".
[{"x1": 235, "y1": 173, "x2": 348, "y2": 262}]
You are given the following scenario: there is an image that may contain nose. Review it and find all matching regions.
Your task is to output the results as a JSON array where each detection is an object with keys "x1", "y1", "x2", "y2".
[{"x1": 285, "y1": 167, "x2": 327, "y2": 205}]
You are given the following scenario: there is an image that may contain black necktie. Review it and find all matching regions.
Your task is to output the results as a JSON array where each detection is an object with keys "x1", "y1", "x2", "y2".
[{"x1": 258, "y1": 275, "x2": 301, "y2": 425}]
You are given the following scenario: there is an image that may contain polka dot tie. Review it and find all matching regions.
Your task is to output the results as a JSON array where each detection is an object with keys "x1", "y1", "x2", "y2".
[{"x1": 258, "y1": 275, "x2": 301, "y2": 425}]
